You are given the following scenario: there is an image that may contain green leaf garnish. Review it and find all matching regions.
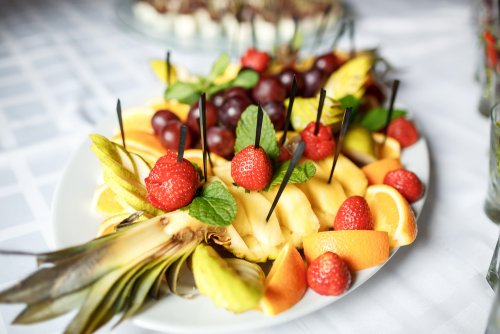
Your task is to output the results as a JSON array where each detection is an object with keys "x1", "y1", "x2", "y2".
[
  {"x1": 187, "y1": 181, "x2": 237, "y2": 227},
  {"x1": 235, "y1": 105, "x2": 280, "y2": 160},
  {"x1": 164, "y1": 81, "x2": 201, "y2": 105},
  {"x1": 266, "y1": 161, "x2": 316, "y2": 190},
  {"x1": 207, "y1": 53, "x2": 230, "y2": 82},
  {"x1": 207, "y1": 69, "x2": 259, "y2": 96},
  {"x1": 339, "y1": 95, "x2": 361, "y2": 112},
  {"x1": 359, "y1": 107, "x2": 407, "y2": 131}
]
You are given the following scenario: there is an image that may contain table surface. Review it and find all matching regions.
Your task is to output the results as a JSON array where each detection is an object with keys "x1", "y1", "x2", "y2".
[{"x1": 0, "y1": 0, "x2": 495, "y2": 333}]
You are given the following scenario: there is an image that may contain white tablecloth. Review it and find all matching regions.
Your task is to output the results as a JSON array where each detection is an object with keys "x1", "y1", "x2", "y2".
[{"x1": 0, "y1": 0, "x2": 495, "y2": 333}]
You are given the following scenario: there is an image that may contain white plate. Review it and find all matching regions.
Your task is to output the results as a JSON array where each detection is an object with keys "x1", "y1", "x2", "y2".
[{"x1": 51, "y1": 110, "x2": 430, "y2": 333}]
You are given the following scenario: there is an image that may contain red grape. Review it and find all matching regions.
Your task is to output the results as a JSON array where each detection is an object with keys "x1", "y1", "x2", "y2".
[
  {"x1": 314, "y1": 53, "x2": 341, "y2": 75},
  {"x1": 151, "y1": 109, "x2": 180, "y2": 135},
  {"x1": 211, "y1": 91, "x2": 225, "y2": 108},
  {"x1": 218, "y1": 97, "x2": 251, "y2": 131},
  {"x1": 207, "y1": 127, "x2": 235, "y2": 159},
  {"x1": 224, "y1": 87, "x2": 252, "y2": 102},
  {"x1": 186, "y1": 101, "x2": 218, "y2": 136},
  {"x1": 252, "y1": 76, "x2": 287, "y2": 104},
  {"x1": 302, "y1": 68, "x2": 326, "y2": 97},
  {"x1": 276, "y1": 68, "x2": 305, "y2": 97},
  {"x1": 262, "y1": 101, "x2": 286, "y2": 130},
  {"x1": 159, "y1": 120, "x2": 192, "y2": 151}
]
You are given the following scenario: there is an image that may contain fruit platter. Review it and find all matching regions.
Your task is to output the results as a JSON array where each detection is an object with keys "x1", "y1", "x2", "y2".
[{"x1": 0, "y1": 47, "x2": 429, "y2": 333}]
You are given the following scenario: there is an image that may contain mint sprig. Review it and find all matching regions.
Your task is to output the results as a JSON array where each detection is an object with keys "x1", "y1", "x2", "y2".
[
  {"x1": 234, "y1": 105, "x2": 280, "y2": 160},
  {"x1": 359, "y1": 107, "x2": 407, "y2": 131},
  {"x1": 266, "y1": 161, "x2": 316, "y2": 190},
  {"x1": 186, "y1": 181, "x2": 236, "y2": 227},
  {"x1": 207, "y1": 69, "x2": 259, "y2": 96}
]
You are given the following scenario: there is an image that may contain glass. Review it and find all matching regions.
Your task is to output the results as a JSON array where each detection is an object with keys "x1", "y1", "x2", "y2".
[
  {"x1": 485, "y1": 103, "x2": 500, "y2": 222},
  {"x1": 486, "y1": 227, "x2": 500, "y2": 333}
]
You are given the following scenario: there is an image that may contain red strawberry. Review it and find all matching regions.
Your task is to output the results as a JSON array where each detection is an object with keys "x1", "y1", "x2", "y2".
[
  {"x1": 386, "y1": 117, "x2": 419, "y2": 148},
  {"x1": 334, "y1": 196, "x2": 373, "y2": 230},
  {"x1": 300, "y1": 122, "x2": 335, "y2": 160},
  {"x1": 277, "y1": 145, "x2": 292, "y2": 162},
  {"x1": 145, "y1": 150, "x2": 199, "y2": 212},
  {"x1": 383, "y1": 168, "x2": 424, "y2": 203},
  {"x1": 241, "y1": 48, "x2": 270, "y2": 73},
  {"x1": 231, "y1": 145, "x2": 273, "y2": 191},
  {"x1": 307, "y1": 252, "x2": 351, "y2": 296}
]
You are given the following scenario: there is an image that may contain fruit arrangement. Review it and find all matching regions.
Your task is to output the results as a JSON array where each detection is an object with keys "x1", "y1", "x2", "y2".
[{"x1": 0, "y1": 47, "x2": 425, "y2": 333}]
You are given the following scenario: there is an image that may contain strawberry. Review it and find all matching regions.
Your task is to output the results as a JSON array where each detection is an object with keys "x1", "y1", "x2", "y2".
[
  {"x1": 386, "y1": 117, "x2": 419, "y2": 148},
  {"x1": 277, "y1": 145, "x2": 292, "y2": 162},
  {"x1": 241, "y1": 48, "x2": 270, "y2": 73},
  {"x1": 334, "y1": 196, "x2": 373, "y2": 230},
  {"x1": 307, "y1": 252, "x2": 351, "y2": 296},
  {"x1": 383, "y1": 168, "x2": 424, "y2": 203},
  {"x1": 300, "y1": 122, "x2": 335, "y2": 160},
  {"x1": 231, "y1": 145, "x2": 273, "y2": 191},
  {"x1": 145, "y1": 150, "x2": 199, "y2": 212}
]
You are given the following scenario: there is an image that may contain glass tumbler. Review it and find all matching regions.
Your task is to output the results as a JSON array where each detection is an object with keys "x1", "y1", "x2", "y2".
[{"x1": 485, "y1": 102, "x2": 500, "y2": 222}]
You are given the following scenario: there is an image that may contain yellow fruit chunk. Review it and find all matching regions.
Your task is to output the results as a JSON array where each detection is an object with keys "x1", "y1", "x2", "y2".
[
  {"x1": 213, "y1": 63, "x2": 241, "y2": 85},
  {"x1": 96, "y1": 213, "x2": 130, "y2": 237},
  {"x1": 361, "y1": 158, "x2": 403, "y2": 185},
  {"x1": 260, "y1": 243, "x2": 307, "y2": 315},
  {"x1": 274, "y1": 130, "x2": 299, "y2": 142},
  {"x1": 286, "y1": 96, "x2": 344, "y2": 132},
  {"x1": 372, "y1": 133, "x2": 401, "y2": 160},
  {"x1": 303, "y1": 230, "x2": 390, "y2": 271},
  {"x1": 365, "y1": 184, "x2": 417, "y2": 248},
  {"x1": 148, "y1": 98, "x2": 191, "y2": 122},
  {"x1": 116, "y1": 107, "x2": 155, "y2": 135},
  {"x1": 149, "y1": 60, "x2": 195, "y2": 84},
  {"x1": 323, "y1": 54, "x2": 374, "y2": 100},
  {"x1": 91, "y1": 184, "x2": 128, "y2": 215},
  {"x1": 112, "y1": 130, "x2": 166, "y2": 165}
]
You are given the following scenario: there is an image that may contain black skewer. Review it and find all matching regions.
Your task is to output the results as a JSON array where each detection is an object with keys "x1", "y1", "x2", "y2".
[
  {"x1": 266, "y1": 141, "x2": 306, "y2": 222},
  {"x1": 280, "y1": 75, "x2": 298, "y2": 147},
  {"x1": 383, "y1": 79, "x2": 400, "y2": 141},
  {"x1": 166, "y1": 51, "x2": 171, "y2": 86},
  {"x1": 327, "y1": 107, "x2": 352, "y2": 184},
  {"x1": 255, "y1": 105, "x2": 264, "y2": 149},
  {"x1": 314, "y1": 89, "x2": 327, "y2": 135},
  {"x1": 199, "y1": 93, "x2": 208, "y2": 182},
  {"x1": 177, "y1": 124, "x2": 187, "y2": 162},
  {"x1": 116, "y1": 99, "x2": 125, "y2": 149}
]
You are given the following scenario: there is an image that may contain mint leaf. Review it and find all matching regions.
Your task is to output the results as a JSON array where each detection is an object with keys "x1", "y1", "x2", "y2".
[
  {"x1": 207, "y1": 69, "x2": 259, "y2": 96},
  {"x1": 235, "y1": 105, "x2": 280, "y2": 160},
  {"x1": 187, "y1": 181, "x2": 236, "y2": 226},
  {"x1": 267, "y1": 161, "x2": 316, "y2": 190},
  {"x1": 359, "y1": 107, "x2": 407, "y2": 131},
  {"x1": 207, "y1": 53, "x2": 230, "y2": 82},
  {"x1": 339, "y1": 95, "x2": 361, "y2": 112},
  {"x1": 164, "y1": 81, "x2": 201, "y2": 104},
  {"x1": 232, "y1": 69, "x2": 259, "y2": 88}
]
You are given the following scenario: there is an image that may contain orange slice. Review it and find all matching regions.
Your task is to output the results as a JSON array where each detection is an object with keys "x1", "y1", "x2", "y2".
[
  {"x1": 361, "y1": 158, "x2": 403, "y2": 185},
  {"x1": 372, "y1": 133, "x2": 401, "y2": 160},
  {"x1": 118, "y1": 107, "x2": 155, "y2": 134},
  {"x1": 365, "y1": 184, "x2": 417, "y2": 248},
  {"x1": 260, "y1": 243, "x2": 307, "y2": 315},
  {"x1": 303, "y1": 230, "x2": 390, "y2": 271}
]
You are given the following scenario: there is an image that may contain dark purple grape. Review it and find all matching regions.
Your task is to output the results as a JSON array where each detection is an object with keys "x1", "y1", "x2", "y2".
[
  {"x1": 276, "y1": 68, "x2": 305, "y2": 96},
  {"x1": 262, "y1": 101, "x2": 286, "y2": 130},
  {"x1": 159, "y1": 120, "x2": 192, "y2": 151},
  {"x1": 151, "y1": 109, "x2": 180, "y2": 135},
  {"x1": 224, "y1": 87, "x2": 252, "y2": 102},
  {"x1": 211, "y1": 91, "x2": 225, "y2": 108},
  {"x1": 186, "y1": 101, "x2": 218, "y2": 136},
  {"x1": 313, "y1": 53, "x2": 341, "y2": 75},
  {"x1": 207, "y1": 127, "x2": 235, "y2": 159},
  {"x1": 252, "y1": 76, "x2": 287, "y2": 104},
  {"x1": 218, "y1": 97, "x2": 252, "y2": 131},
  {"x1": 302, "y1": 68, "x2": 326, "y2": 97}
]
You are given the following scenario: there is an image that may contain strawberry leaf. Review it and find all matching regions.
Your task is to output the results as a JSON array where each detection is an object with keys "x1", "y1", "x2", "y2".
[
  {"x1": 235, "y1": 105, "x2": 279, "y2": 159},
  {"x1": 266, "y1": 161, "x2": 316, "y2": 190},
  {"x1": 187, "y1": 181, "x2": 236, "y2": 226}
]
